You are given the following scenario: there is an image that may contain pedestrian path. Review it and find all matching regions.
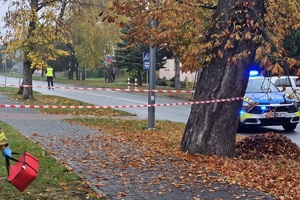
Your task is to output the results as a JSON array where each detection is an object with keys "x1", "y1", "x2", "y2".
[{"x1": 0, "y1": 93, "x2": 273, "y2": 200}]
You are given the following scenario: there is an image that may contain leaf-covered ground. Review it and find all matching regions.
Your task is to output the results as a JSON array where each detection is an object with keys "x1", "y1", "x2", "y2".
[{"x1": 65, "y1": 118, "x2": 300, "y2": 200}]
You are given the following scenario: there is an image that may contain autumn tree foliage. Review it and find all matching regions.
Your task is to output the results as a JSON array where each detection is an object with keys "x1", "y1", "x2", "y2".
[
  {"x1": 68, "y1": 1, "x2": 120, "y2": 73},
  {"x1": 1, "y1": 0, "x2": 110, "y2": 99},
  {"x1": 102, "y1": 0, "x2": 300, "y2": 157},
  {"x1": 1, "y1": 0, "x2": 71, "y2": 99}
]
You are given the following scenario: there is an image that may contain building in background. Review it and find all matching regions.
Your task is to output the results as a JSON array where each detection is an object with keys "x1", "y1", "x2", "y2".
[{"x1": 159, "y1": 59, "x2": 197, "y2": 82}]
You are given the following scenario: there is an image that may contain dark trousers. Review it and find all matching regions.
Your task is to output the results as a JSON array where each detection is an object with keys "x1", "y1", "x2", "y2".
[{"x1": 47, "y1": 77, "x2": 54, "y2": 88}]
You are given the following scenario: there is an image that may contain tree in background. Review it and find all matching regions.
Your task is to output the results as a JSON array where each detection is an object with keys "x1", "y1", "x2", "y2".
[
  {"x1": 113, "y1": 26, "x2": 172, "y2": 85},
  {"x1": 113, "y1": 40, "x2": 146, "y2": 85},
  {"x1": 47, "y1": 42, "x2": 77, "y2": 74},
  {"x1": 283, "y1": 30, "x2": 300, "y2": 75},
  {"x1": 284, "y1": 30, "x2": 300, "y2": 60},
  {"x1": 102, "y1": 0, "x2": 300, "y2": 157},
  {"x1": 0, "y1": 0, "x2": 110, "y2": 98},
  {"x1": 1, "y1": 0, "x2": 72, "y2": 99},
  {"x1": 68, "y1": 0, "x2": 120, "y2": 80}
]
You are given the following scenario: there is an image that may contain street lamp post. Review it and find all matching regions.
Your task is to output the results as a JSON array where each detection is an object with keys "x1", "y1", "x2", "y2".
[{"x1": 148, "y1": 20, "x2": 157, "y2": 129}]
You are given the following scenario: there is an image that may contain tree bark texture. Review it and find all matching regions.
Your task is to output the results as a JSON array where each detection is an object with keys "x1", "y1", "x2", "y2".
[
  {"x1": 82, "y1": 67, "x2": 86, "y2": 80},
  {"x1": 21, "y1": 61, "x2": 34, "y2": 99},
  {"x1": 76, "y1": 65, "x2": 80, "y2": 80},
  {"x1": 182, "y1": 0, "x2": 265, "y2": 157},
  {"x1": 137, "y1": 71, "x2": 142, "y2": 85},
  {"x1": 174, "y1": 56, "x2": 181, "y2": 90}
]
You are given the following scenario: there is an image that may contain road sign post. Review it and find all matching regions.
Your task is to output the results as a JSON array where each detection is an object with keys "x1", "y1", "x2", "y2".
[
  {"x1": 143, "y1": 52, "x2": 150, "y2": 87},
  {"x1": 143, "y1": 52, "x2": 150, "y2": 70}
]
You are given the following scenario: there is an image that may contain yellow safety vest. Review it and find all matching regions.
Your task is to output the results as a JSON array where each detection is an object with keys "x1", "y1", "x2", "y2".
[
  {"x1": 46, "y1": 68, "x2": 54, "y2": 77},
  {"x1": 0, "y1": 132, "x2": 6, "y2": 141},
  {"x1": 0, "y1": 131, "x2": 7, "y2": 145}
]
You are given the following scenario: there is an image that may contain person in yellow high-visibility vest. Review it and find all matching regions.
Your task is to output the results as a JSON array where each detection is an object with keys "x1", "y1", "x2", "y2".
[
  {"x1": 0, "y1": 127, "x2": 12, "y2": 157},
  {"x1": 46, "y1": 66, "x2": 54, "y2": 89}
]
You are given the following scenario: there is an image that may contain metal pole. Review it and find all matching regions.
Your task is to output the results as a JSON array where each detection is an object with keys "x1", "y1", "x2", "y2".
[
  {"x1": 148, "y1": 20, "x2": 157, "y2": 129},
  {"x1": 4, "y1": 57, "x2": 6, "y2": 86}
]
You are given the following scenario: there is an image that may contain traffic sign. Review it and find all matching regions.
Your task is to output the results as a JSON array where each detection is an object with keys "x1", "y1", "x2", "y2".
[{"x1": 143, "y1": 52, "x2": 150, "y2": 70}]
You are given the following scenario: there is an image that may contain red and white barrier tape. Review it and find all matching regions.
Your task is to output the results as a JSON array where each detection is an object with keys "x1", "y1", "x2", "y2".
[
  {"x1": 0, "y1": 97, "x2": 243, "y2": 109},
  {"x1": 1, "y1": 84, "x2": 195, "y2": 93}
]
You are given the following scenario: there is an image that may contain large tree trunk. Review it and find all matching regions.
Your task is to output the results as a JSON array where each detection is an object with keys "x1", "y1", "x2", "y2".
[
  {"x1": 17, "y1": 0, "x2": 38, "y2": 99},
  {"x1": 18, "y1": 61, "x2": 34, "y2": 99},
  {"x1": 181, "y1": 0, "x2": 265, "y2": 157}
]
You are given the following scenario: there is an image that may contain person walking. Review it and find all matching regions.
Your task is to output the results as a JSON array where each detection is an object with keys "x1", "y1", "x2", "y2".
[
  {"x1": 46, "y1": 66, "x2": 54, "y2": 89},
  {"x1": 0, "y1": 127, "x2": 12, "y2": 158}
]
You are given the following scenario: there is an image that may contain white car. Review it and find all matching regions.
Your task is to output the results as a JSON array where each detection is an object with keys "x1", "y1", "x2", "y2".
[{"x1": 269, "y1": 76, "x2": 300, "y2": 104}]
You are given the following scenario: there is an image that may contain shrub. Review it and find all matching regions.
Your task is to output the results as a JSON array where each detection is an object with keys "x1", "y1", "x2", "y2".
[{"x1": 156, "y1": 77, "x2": 167, "y2": 86}]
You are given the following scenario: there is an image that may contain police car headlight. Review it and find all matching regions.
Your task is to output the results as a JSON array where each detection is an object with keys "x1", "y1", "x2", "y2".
[
  {"x1": 261, "y1": 106, "x2": 267, "y2": 112},
  {"x1": 240, "y1": 109, "x2": 245, "y2": 115}
]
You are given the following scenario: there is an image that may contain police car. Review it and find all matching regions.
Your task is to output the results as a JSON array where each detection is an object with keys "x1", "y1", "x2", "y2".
[
  {"x1": 270, "y1": 76, "x2": 300, "y2": 104},
  {"x1": 239, "y1": 71, "x2": 300, "y2": 131}
]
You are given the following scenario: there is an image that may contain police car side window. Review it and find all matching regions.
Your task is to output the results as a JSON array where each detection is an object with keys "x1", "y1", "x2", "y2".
[
  {"x1": 294, "y1": 78, "x2": 300, "y2": 87},
  {"x1": 276, "y1": 79, "x2": 290, "y2": 87},
  {"x1": 274, "y1": 80, "x2": 281, "y2": 87}
]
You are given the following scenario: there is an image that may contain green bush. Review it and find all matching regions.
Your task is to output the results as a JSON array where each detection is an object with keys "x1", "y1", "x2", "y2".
[
  {"x1": 169, "y1": 81, "x2": 186, "y2": 88},
  {"x1": 180, "y1": 81, "x2": 186, "y2": 88},
  {"x1": 156, "y1": 77, "x2": 167, "y2": 86},
  {"x1": 169, "y1": 76, "x2": 175, "y2": 82}
]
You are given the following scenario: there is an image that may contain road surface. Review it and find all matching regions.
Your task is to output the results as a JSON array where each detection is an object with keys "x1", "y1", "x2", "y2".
[{"x1": 1, "y1": 75, "x2": 300, "y2": 146}]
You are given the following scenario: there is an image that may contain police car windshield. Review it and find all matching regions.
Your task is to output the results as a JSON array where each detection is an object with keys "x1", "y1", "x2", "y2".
[{"x1": 246, "y1": 78, "x2": 280, "y2": 93}]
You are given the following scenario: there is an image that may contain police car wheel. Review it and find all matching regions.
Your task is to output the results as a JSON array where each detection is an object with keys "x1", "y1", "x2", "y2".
[{"x1": 282, "y1": 124, "x2": 297, "y2": 132}]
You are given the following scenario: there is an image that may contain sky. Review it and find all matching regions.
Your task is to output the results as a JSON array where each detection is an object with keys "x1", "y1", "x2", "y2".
[{"x1": 0, "y1": 2, "x2": 9, "y2": 38}]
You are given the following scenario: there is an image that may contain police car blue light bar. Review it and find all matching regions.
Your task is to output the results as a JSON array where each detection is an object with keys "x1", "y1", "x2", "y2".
[{"x1": 249, "y1": 70, "x2": 259, "y2": 77}]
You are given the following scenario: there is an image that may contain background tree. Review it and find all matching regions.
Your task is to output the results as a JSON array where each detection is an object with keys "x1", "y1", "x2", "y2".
[
  {"x1": 113, "y1": 41, "x2": 147, "y2": 85},
  {"x1": 68, "y1": 1, "x2": 120, "y2": 80},
  {"x1": 1, "y1": 0, "x2": 110, "y2": 98},
  {"x1": 1, "y1": 0, "x2": 72, "y2": 99},
  {"x1": 102, "y1": 0, "x2": 300, "y2": 157},
  {"x1": 113, "y1": 26, "x2": 172, "y2": 85},
  {"x1": 283, "y1": 30, "x2": 300, "y2": 75},
  {"x1": 47, "y1": 42, "x2": 77, "y2": 74}
]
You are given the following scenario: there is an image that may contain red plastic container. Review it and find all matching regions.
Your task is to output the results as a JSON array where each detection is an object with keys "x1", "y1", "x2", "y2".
[{"x1": 7, "y1": 152, "x2": 39, "y2": 192}]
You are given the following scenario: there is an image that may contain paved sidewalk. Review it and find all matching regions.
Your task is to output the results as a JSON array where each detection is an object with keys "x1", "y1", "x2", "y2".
[{"x1": 0, "y1": 93, "x2": 273, "y2": 200}]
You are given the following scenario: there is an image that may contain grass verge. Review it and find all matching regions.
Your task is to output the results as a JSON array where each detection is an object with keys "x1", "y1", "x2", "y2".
[{"x1": 0, "y1": 122, "x2": 103, "y2": 200}]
